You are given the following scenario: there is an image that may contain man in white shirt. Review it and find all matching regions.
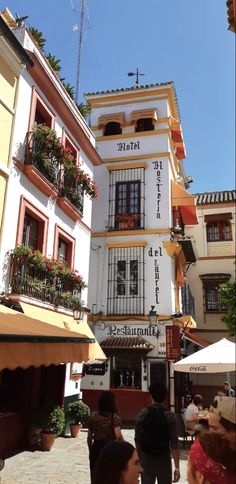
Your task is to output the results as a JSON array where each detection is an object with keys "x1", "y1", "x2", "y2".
[{"x1": 185, "y1": 395, "x2": 203, "y2": 432}]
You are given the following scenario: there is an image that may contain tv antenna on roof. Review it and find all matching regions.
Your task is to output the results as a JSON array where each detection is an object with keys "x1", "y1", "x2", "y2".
[{"x1": 127, "y1": 68, "x2": 145, "y2": 85}]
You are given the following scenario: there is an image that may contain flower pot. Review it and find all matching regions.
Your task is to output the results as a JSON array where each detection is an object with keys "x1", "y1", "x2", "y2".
[
  {"x1": 70, "y1": 423, "x2": 81, "y2": 438},
  {"x1": 40, "y1": 432, "x2": 56, "y2": 451}
]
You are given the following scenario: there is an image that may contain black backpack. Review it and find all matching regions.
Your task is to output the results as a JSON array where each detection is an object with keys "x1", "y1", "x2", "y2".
[{"x1": 139, "y1": 405, "x2": 170, "y2": 455}]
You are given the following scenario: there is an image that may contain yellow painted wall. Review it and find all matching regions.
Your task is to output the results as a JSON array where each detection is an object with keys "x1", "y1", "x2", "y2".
[
  {"x1": 0, "y1": 56, "x2": 17, "y2": 106},
  {"x1": 0, "y1": 55, "x2": 17, "y2": 232},
  {"x1": 0, "y1": 104, "x2": 13, "y2": 165}
]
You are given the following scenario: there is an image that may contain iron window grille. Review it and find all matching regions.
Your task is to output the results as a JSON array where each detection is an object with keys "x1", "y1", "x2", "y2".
[
  {"x1": 108, "y1": 167, "x2": 145, "y2": 230},
  {"x1": 107, "y1": 246, "x2": 145, "y2": 315}
]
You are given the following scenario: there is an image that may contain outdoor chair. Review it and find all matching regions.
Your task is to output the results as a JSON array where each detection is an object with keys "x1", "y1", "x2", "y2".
[{"x1": 175, "y1": 413, "x2": 195, "y2": 449}]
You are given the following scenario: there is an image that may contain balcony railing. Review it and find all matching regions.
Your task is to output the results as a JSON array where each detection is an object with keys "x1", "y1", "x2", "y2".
[
  {"x1": 8, "y1": 255, "x2": 83, "y2": 311},
  {"x1": 59, "y1": 169, "x2": 84, "y2": 214},
  {"x1": 181, "y1": 284, "x2": 195, "y2": 319},
  {"x1": 25, "y1": 131, "x2": 61, "y2": 188}
]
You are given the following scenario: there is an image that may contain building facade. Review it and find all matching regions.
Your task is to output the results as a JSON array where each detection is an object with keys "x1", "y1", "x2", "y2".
[
  {"x1": 81, "y1": 83, "x2": 199, "y2": 420},
  {"x1": 0, "y1": 9, "x2": 104, "y2": 456},
  {"x1": 184, "y1": 190, "x2": 236, "y2": 397}
]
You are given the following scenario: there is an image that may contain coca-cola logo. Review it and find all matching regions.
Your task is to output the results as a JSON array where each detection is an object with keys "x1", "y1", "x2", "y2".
[{"x1": 190, "y1": 366, "x2": 207, "y2": 372}]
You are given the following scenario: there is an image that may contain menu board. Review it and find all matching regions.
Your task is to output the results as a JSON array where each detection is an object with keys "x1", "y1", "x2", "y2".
[{"x1": 165, "y1": 325, "x2": 181, "y2": 361}]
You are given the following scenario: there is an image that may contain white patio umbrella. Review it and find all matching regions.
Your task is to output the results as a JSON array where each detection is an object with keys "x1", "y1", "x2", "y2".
[{"x1": 173, "y1": 338, "x2": 236, "y2": 373}]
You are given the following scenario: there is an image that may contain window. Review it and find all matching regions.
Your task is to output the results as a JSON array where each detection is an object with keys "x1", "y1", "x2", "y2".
[
  {"x1": 104, "y1": 122, "x2": 122, "y2": 136},
  {"x1": 135, "y1": 118, "x2": 154, "y2": 132},
  {"x1": 107, "y1": 246, "x2": 145, "y2": 315},
  {"x1": 206, "y1": 221, "x2": 232, "y2": 242},
  {"x1": 200, "y1": 274, "x2": 231, "y2": 312},
  {"x1": 28, "y1": 87, "x2": 54, "y2": 130},
  {"x1": 22, "y1": 213, "x2": 39, "y2": 249},
  {"x1": 53, "y1": 225, "x2": 75, "y2": 268},
  {"x1": 111, "y1": 354, "x2": 141, "y2": 389},
  {"x1": 204, "y1": 213, "x2": 232, "y2": 242},
  {"x1": 65, "y1": 136, "x2": 79, "y2": 165},
  {"x1": 16, "y1": 196, "x2": 48, "y2": 253},
  {"x1": 108, "y1": 167, "x2": 145, "y2": 230},
  {"x1": 115, "y1": 181, "x2": 141, "y2": 229}
]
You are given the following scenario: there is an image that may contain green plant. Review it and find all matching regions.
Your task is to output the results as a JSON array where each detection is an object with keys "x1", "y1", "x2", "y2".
[
  {"x1": 29, "y1": 27, "x2": 46, "y2": 49},
  {"x1": 33, "y1": 403, "x2": 65, "y2": 434},
  {"x1": 66, "y1": 400, "x2": 90, "y2": 425},
  {"x1": 218, "y1": 280, "x2": 236, "y2": 336},
  {"x1": 47, "y1": 53, "x2": 61, "y2": 73}
]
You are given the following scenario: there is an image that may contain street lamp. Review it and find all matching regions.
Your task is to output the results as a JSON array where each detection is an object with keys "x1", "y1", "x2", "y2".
[{"x1": 148, "y1": 305, "x2": 159, "y2": 326}]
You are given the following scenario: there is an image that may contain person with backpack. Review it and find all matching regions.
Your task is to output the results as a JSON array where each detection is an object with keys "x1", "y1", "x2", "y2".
[{"x1": 135, "y1": 381, "x2": 180, "y2": 484}]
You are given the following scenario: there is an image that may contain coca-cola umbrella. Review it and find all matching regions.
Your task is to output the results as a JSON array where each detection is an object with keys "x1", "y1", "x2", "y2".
[{"x1": 173, "y1": 338, "x2": 235, "y2": 373}]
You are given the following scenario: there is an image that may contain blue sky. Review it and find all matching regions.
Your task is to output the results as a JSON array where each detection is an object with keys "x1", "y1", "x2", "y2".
[{"x1": 2, "y1": 0, "x2": 235, "y2": 193}]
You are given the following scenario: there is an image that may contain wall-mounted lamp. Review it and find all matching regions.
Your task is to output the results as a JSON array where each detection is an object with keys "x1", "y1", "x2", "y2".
[
  {"x1": 73, "y1": 308, "x2": 84, "y2": 321},
  {"x1": 148, "y1": 305, "x2": 159, "y2": 326}
]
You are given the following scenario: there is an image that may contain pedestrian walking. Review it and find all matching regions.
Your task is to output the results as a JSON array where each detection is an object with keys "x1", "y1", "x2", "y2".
[
  {"x1": 187, "y1": 432, "x2": 235, "y2": 483},
  {"x1": 135, "y1": 381, "x2": 180, "y2": 484},
  {"x1": 87, "y1": 390, "x2": 124, "y2": 480},
  {"x1": 92, "y1": 440, "x2": 143, "y2": 484}
]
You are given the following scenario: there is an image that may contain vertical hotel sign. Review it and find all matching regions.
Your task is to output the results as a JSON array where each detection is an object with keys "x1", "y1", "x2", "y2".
[{"x1": 165, "y1": 326, "x2": 181, "y2": 361}]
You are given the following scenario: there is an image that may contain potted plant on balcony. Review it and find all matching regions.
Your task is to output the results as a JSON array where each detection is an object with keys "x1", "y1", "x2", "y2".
[
  {"x1": 33, "y1": 402, "x2": 65, "y2": 451},
  {"x1": 66, "y1": 400, "x2": 90, "y2": 438},
  {"x1": 115, "y1": 213, "x2": 140, "y2": 229}
]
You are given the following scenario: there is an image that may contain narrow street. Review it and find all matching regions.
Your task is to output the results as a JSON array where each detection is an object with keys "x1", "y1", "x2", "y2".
[{"x1": 1, "y1": 428, "x2": 189, "y2": 484}]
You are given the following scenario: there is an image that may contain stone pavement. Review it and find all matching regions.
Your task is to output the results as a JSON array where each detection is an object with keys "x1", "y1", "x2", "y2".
[{"x1": 0, "y1": 428, "x2": 189, "y2": 484}]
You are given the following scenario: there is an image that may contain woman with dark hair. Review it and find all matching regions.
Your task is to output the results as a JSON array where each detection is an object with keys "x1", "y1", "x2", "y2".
[
  {"x1": 93, "y1": 440, "x2": 143, "y2": 484},
  {"x1": 87, "y1": 391, "x2": 124, "y2": 479}
]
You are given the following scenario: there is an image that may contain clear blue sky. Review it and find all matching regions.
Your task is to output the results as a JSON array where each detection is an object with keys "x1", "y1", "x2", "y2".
[{"x1": 2, "y1": 0, "x2": 235, "y2": 193}]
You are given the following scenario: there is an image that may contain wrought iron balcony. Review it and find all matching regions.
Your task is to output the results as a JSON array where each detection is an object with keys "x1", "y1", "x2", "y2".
[
  {"x1": 181, "y1": 284, "x2": 195, "y2": 319},
  {"x1": 108, "y1": 212, "x2": 144, "y2": 231},
  {"x1": 8, "y1": 255, "x2": 83, "y2": 311},
  {"x1": 25, "y1": 131, "x2": 61, "y2": 188},
  {"x1": 58, "y1": 169, "x2": 84, "y2": 214}
]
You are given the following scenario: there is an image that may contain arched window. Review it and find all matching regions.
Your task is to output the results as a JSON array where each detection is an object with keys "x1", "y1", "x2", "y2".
[
  {"x1": 135, "y1": 118, "x2": 154, "y2": 132},
  {"x1": 104, "y1": 122, "x2": 122, "y2": 136}
]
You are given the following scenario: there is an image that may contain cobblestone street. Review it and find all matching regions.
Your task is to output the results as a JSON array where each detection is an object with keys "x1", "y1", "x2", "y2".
[{"x1": 1, "y1": 428, "x2": 189, "y2": 484}]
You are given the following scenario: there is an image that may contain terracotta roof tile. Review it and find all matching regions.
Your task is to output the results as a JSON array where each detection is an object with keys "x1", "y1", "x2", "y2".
[
  {"x1": 100, "y1": 336, "x2": 154, "y2": 352},
  {"x1": 84, "y1": 81, "x2": 181, "y2": 121},
  {"x1": 195, "y1": 190, "x2": 236, "y2": 205}
]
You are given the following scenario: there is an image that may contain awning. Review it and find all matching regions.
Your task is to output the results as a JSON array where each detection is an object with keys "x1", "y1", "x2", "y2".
[
  {"x1": 98, "y1": 112, "x2": 125, "y2": 129},
  {"x1": 171, "y1": 180, "x2": 198, "y2": 225},
  {"x1": 169, "y1": 117, "x2": 186, "y2": 159},
  {"x1": 100, "y1": 336, "x2": 154, "y2": 353},
  {"x1": 0, "y1": 304, "x2": 106, "y2": 371},
  {"x1": 180, "y1": 206, "x2": 198, "y2": 225},
  {"x1": 130, "y1": 108, "x2": 158, "y2": 124},
  {"x1": 183, "y1": 330, "x2": 210, "y2": 348}
]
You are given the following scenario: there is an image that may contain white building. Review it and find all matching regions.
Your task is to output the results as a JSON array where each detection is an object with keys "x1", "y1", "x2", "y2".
[
  {"x1": 0, "y1": 8, "x2": 103, "y2": 429},
  {"x1": 81, "y1": 83, "x2": 199, "y2": 420}
]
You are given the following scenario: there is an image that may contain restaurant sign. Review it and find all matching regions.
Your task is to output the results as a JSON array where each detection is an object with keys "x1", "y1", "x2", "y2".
[{"x1": 165, "y1": 325, "x2": 181, "y2": 361}]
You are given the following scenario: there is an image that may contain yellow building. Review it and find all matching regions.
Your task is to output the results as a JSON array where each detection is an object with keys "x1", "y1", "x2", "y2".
[{"x1": 0, "y1": 10, "x2": 33, "y2": 239}]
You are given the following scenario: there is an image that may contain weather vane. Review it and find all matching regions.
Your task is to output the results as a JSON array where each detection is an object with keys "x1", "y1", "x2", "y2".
[{"x1": 127, "y1": 68, "x2": 145, "y2": 85}]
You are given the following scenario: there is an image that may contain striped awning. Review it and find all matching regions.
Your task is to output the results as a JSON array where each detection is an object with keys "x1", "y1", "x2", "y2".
[{"x1": 130, "y1": 108, "x2": 158, "y2": 124}]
